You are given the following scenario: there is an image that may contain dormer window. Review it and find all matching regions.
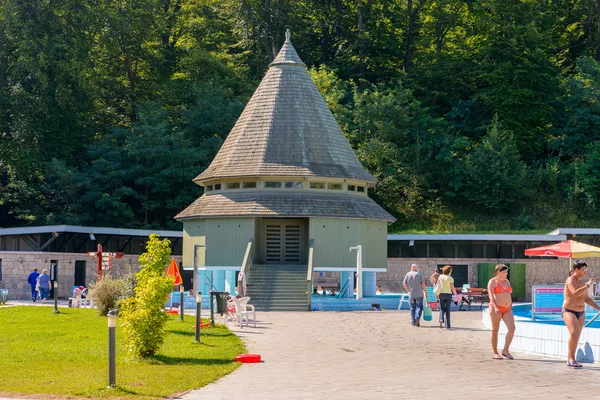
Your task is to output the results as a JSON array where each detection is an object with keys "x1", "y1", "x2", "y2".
[
  {"x1": 348, "y1": 185, "x2": 356, "y2": 191},
  {"x1": 328, "y1": 183, "x2": 342, "y2": 190},
  {"x1": 310, "y1": 182, "x2": 325, "y2": 189},
  {"x1": 285, "y1": 181, "x2": 302, "y2": 189},
  {"x1": 265, "y1": 181, "x2": 282, "y2": 188},
  {"x1": 206, "y1": 185, "x2": 213, "y2": 192},
  {"x1": 243, "y1": 182, "x2": 257, "y2": 189},
  {"x1": 357, "y1": 186, "x2": 365, "y2": 193},
  {"x1": 226, "y1": 182, "x2": 240, "y2": 189},
  {"x1": 215, "y1": 184, "x2": 222, "y2": 190}
]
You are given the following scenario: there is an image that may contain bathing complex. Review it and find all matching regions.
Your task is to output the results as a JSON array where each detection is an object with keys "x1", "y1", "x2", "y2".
[{"x1": 175, "y1": 30, "x2": 395, "y2": 311}]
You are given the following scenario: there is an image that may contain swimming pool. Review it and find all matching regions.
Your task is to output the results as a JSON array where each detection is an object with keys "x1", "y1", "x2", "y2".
[
  {"x1": 511, "y1": 303, "x2": 600, "y2": 328},
  {"x1": 482, "y1": 303, "x2": 600, "y2": 362}
]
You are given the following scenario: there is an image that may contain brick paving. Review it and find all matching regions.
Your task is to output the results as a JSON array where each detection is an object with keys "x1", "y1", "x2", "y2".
[{"x1": 179, "y1": 310, "x2": 600, "y2": 400}]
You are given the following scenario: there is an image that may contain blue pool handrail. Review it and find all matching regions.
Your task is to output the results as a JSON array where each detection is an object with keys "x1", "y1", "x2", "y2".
[
  {"x1": 585, "y1": 310, "x2": 600, "y2": 327},
  {"x1": 337, "y1": 278, "x2": 351, "y2": 298}
]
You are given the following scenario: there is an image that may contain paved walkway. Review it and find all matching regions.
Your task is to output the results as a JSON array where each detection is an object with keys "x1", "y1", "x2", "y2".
[{"x1": 179, "y1": 310, "x2": 600, "y2": 400}]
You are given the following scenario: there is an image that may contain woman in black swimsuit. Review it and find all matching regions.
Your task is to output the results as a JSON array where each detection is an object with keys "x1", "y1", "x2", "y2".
[{"x1": 561, "y1": 261, "x2": 600, "y2": 368}]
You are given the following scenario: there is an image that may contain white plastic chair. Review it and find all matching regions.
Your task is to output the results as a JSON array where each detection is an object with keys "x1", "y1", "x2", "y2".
[{"x1": 232, "y1": 297, "x2": 256, "y2": 328}]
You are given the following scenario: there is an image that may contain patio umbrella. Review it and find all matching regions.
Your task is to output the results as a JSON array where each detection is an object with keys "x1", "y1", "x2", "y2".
[
  {"x1": 524, "y1": 240, "x2": 600, "y2": 259},
  {"x1": 525, "y1": 239, "x2": 600, "y2": 271}
]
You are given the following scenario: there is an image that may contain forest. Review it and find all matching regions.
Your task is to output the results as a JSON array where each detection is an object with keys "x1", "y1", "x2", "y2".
[{"x1": 1, "y1": 0, "x2": 600, "y2": 232}]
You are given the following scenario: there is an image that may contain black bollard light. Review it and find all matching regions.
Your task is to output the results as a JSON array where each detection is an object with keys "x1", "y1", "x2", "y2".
[
  {"x1": 107, "y1": 310, "x2": 117, "y2": 387},
  {"x1": 195, "y1": 293, "x2": 202, "y2": 343},
  {"x1": 53, "y1": 281, "x2": 60, "y2": 314},
  {"x1": 179, "y1": 285, "x2": 185, "y2": 322}
]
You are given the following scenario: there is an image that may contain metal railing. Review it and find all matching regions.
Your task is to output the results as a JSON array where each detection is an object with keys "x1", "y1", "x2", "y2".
[
  {"x1": 237, "y1": 239, "x2": 253, "y2": 296},
  {"x1": 306, "y1": 239, "x2": 314, "y2": 311}
]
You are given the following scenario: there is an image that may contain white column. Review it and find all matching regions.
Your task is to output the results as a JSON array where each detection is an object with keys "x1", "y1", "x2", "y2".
[{"x1": 362, "y1": 272, "x2": 376, "y2": 297}]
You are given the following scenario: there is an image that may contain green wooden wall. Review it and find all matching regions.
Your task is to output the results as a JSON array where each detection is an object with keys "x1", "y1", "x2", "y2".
[
  {"x1": 309, "y1": 218, "x2": 387, "y2": 269},
  {"x1": 507, "y1": 263, "x2": 526, "y2": 301},
  {"x1": 478, "y1": 262, "x2": 527, "y2": 301},
  {"x1": 478, "y1": 263, "x2": 496, "y2": 289},
  {"x1": 182, "y1": 218, "x2": 254, "y2": 267}
]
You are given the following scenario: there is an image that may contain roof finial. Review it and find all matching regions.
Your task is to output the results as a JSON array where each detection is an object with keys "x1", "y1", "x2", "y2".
[{"x1": 285, "y1": 28, "x2": 291, "y2": 43}]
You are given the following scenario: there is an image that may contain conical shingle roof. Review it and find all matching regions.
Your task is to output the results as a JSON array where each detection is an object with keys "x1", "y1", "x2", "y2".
[{"x1": 195, "y1": 32, "x2": 376, "y2": 183}]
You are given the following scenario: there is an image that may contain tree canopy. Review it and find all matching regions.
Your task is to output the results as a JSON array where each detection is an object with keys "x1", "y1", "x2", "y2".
[{"x1": 1, "y1": 0, "x2": 600, "y2": 231}]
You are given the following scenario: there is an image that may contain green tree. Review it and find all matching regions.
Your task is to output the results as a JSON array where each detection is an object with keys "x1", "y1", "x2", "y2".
[
  {"x1": 461, "y1": 116, "x2": 531, "y2": 212},
  {"x1": 120, "y1": 234, "x2": 175, "y2": 358},
  {"x1": 555, "y1": 57, "x2": 600, "y2": 158}
]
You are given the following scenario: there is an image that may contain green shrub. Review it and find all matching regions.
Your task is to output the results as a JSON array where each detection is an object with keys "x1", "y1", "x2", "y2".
[
  {"x1": 120, "y1": 234, "x2": 176, "y2": 358},
  {"x1": 88, "y1": 275, "x2": 128, "y2": 316}
]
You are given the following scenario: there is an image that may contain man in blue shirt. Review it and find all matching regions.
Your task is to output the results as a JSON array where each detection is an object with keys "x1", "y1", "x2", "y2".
[{"x1": 27, "y1": 268, "x2": 40, "y2": 302}]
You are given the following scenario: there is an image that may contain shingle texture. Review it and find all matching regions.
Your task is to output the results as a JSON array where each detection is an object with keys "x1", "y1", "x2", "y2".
[
  {"x1": 175, "y1": 192, "x2": 396, "y2": 222},
  {"x1": 195, "y1": 39, "x2": 376, "y2": 183}
]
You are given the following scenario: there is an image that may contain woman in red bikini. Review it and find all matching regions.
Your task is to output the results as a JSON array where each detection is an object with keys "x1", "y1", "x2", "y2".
[
  {"x1": 562, "y1": 261, "x2": 600, "y2": 368},
  {"x1": 487, "y1": 264, "x2": 515, "y2": 360}
]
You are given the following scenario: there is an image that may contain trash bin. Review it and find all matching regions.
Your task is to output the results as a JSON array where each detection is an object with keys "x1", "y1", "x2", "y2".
[
  {"x1": 0, "y1": 289, "x2": 8, "y2": 304},
  {"x1": 211, "y1": 291, "x2": 229, "y2": 315}
]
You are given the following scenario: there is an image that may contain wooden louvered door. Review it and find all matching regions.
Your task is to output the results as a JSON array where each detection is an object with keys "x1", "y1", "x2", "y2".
[
  {"x1": 265, "y1": 224, "x2": 283, "y2": 263},
  {"x1": 283, "y1": 224, "x2": 301, "y2": 263},
  {"x1": 263, "y1": 219, "x2": 306, "y2": 264}
]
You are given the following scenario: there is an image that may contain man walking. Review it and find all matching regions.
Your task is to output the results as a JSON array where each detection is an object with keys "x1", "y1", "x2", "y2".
[
  {"x1": 403, "y1": 264, "x2": 427, "y2": 327},
  {"x1": 27, "y1": 268, "x2": 40, "y2": 302}
]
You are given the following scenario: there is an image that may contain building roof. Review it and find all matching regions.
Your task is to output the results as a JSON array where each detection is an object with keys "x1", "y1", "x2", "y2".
[
  {"x1": 387, "y1": 234, "x2": 567, "y2": 242},
  {"x1": 194, "y1": 31, "x2": 376, "y2": 184},
  {"x1": 547, "y1": 228, "x2": 600, "y2": 236},
  {"x1": 175, "y1": 192, "x2": 396, "y2": 222},
  {"x1": 0, "y1": 225, "x2": 182, "y2": 238}
]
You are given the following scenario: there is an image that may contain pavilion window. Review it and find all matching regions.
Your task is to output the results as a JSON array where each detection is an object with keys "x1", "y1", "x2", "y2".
[
  {"x1": 243, "y1": 182, "x2": 257, "y2": 189},
  {"x1": 214, "y1": 184, "x2": 222, "y2": 190},
  {"x1": 0, "y1": 259, "x2": 2, "y2": 282},
  {"x1": 265, "y1": 181, "x2": 282, "y2": 188},
  {"x1": 357, "y1": 186, "x2": 365, "y2": 193},
  {"x1": 226, "y1": 182, "x2": 240, "y2": 189},
  {"x1": 206, "y1": 185, "x2": 213, "y2": 192},
  {"x1": 285, "y1": 181, "x2": 302, "y2": 189},
  {"x1": 328, "y1": 183, "x2": 342, "y2": 190},
  {"x1": 310, "y1": 182, "x2": 325, "y2": 189},
  {"x1": 347, "y1": 185, "x2": 356, "y2": 191}
]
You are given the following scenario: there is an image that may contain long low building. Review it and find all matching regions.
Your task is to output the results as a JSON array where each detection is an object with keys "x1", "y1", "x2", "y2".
[
  {"x1": 2, "y1": 225, "x2": 598, "y2": 302},
  {"x1": 0, "y1": 225, "x2": 183, "y2": 300}
]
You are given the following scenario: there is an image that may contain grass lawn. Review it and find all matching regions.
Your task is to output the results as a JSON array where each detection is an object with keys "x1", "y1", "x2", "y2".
[{"x1": 0, "y1": 306, "x2": 246, "y2": 399}]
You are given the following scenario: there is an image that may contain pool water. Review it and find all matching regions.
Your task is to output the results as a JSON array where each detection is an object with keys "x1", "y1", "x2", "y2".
[{"x1": 512, "y1": 303, "x2": 600, "y2": 328}]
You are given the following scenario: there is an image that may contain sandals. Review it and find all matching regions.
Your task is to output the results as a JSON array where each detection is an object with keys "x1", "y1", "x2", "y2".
[
  {"x1": 492, "y1": 354, "x2": 503, "y2": 360},
  {"x1": 567, "y1": 360, "x2": 583, "y2": 368},
  {"x1": 502, "y1": 353, "x2": 514, "y2": 360}
]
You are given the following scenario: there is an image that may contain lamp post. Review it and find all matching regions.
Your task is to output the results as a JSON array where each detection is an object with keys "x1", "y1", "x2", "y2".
[
  {"x1": 107, "y1": 310, "x2": 117, "y2": 387},
  {"x1": 195, "y1": 293, "x2": 202, "y2": 343},
  {"x1": 193, "y1": 244, "x2": 205, "y2": 344},
  {"x1": 179, "y1": 285, "x2": 185, "y2": 322},
  {"x1": 53, "y1": 281, "x2": 60, "y2": 314}
]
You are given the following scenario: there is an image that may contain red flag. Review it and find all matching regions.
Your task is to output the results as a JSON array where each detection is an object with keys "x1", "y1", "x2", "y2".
[{"x1": 166, "y1": 258, "x2": 183, "y2": 285}]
